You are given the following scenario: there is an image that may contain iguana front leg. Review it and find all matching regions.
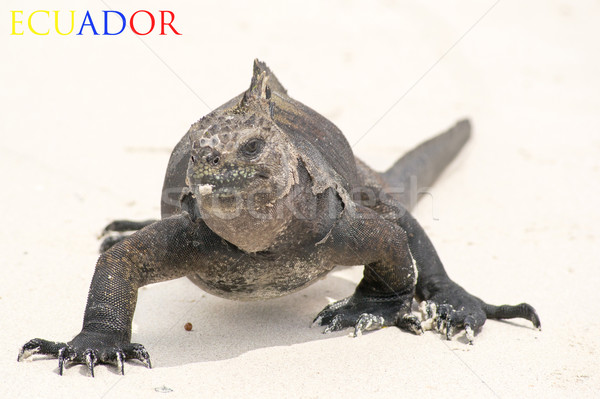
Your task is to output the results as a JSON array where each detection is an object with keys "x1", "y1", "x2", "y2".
[
  {"x1": 314, "y1": 204, "x2": 423, "y2": 336},
  {"x1": 18, "y1": 213, "x2": 228, "y2": 376}
]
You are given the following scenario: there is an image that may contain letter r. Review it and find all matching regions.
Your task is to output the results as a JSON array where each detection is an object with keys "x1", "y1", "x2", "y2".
[{"x1": 159, "y1": 11, "x2": 182, "y2": 35}]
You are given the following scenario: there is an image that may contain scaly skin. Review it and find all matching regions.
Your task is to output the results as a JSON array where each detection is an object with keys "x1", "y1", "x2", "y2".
[{"x1": 19, "y1": 60, "x2": 540, "y2": 376}]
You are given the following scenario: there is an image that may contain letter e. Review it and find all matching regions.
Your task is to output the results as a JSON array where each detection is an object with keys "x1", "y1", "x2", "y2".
[{"x1": 11, "y1": 11, "x2": 24, "y2": 35}]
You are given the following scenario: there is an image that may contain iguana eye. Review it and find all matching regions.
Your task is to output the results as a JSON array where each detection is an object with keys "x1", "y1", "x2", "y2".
[{"x1": 241, "y1": 138, "x2": 264, "y2": 157}]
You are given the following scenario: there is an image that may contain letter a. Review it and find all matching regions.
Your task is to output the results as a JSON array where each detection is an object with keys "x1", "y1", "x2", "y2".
[{"x1": 77, "y1": 10, "x2": 98, "y2": 35}]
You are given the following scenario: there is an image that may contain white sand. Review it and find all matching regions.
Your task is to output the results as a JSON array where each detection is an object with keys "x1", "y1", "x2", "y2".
[{"x1": 2, "y1": 1, "x2": 599, "y2": 397}]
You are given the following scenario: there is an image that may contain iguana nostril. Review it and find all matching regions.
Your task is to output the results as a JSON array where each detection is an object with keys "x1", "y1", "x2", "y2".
[{"x1": 205, "y1": 153, "x2": 220, "y2": 166}]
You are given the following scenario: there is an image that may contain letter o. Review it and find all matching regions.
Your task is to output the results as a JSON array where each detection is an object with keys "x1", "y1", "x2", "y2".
[{"x1": 129, "y1": 10, "x2": 155, "y2": 35}]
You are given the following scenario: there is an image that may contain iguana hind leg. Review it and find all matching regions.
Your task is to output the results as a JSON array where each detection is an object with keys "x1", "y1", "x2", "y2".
[
  {"x1": 370, "y1": 190, "x2": 540, "y2": 342},
  {"x1": 353, "y1": 121, "x2": 539, "y2": 342}
]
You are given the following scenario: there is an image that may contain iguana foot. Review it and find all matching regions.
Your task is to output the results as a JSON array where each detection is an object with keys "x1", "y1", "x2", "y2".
[
  {"x1": 313, "y1": 292, "x2": 421, "y2": 337},
  {"x1": 18, "y1": 332, "x2": 151, "y2": 376},
  {"x1": 98, "y1": 219, "x2": 156, "y2": 253},
  {"x1": 420, "y1": 301, "x2": 480, "y2": 343},
  {"x1": 99, "y1": 234, "x2": 127, "y2": 253},
  {"x1": 101, "y1": 219, "x2": 157, "y2": 235},
  {"x1": 420, "y1": 283, "x2": 541, "y2": 344}
]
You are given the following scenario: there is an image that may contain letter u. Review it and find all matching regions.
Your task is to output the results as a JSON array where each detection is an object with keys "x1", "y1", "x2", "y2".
[{"x1": 54, "y1": 10, "x2": 75, "y2": 35}]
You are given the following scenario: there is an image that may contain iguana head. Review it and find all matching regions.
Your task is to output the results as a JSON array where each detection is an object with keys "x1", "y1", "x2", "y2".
[
  {"x1": 185, "y1": 62, "x2": 299, "y2": 251},
  {"x1": 186, "y1": 112, "x2": 295, "y2": 211}
]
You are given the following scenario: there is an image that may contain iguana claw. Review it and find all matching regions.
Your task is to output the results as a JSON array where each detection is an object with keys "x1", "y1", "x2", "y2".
[
  {"x1": 84, "y1": 349, "x2": 97, "y2": 377},
  {"x1": 57, "y1": 345, "x2": 75, "y2": 375},
  {"x1": 116, "y1": 351, "x2": 125, "y2": 375},
  {"x1": 18, "y1": 335, "x2": 152, "y2": 376},
  {"x1": 314, "y1": 291, "x2": 415, "y2": 336}
]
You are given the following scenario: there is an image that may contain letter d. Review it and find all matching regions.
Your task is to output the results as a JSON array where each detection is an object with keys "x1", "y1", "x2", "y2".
[{"x1": 103, "y1": 10, "x2": 126, "y2": 35}]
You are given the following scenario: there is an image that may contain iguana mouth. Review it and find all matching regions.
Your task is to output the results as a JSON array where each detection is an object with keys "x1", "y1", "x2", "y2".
[
  {"x1": 191, "y1": 183, "x2": 237, "y2": 200},
  {"x1": 189, "y1": 161, "x2": 267, "y2": 193},
  {"x1": 208, "y1": 186, "x2": 237, "y2": 198}
]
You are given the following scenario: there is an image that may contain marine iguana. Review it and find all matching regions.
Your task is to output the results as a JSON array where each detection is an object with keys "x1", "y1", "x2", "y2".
[{"x1": 18, "y1": 60, "x2": 540, "y2": 376}]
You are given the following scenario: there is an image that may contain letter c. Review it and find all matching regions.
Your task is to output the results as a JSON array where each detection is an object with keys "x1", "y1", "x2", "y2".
[{"x1": 28, "y1": 10, "x2": 50, "y2": 35}]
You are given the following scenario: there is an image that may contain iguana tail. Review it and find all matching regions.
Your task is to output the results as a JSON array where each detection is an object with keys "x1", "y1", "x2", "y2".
[{"x1": 381, "y1": 119, "x2": 471, "y2": 211}]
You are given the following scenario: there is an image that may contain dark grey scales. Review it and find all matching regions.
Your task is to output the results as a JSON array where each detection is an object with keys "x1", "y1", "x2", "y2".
[{"x1": 18, "y1": 60, "x2": 540, "y2": 376}]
